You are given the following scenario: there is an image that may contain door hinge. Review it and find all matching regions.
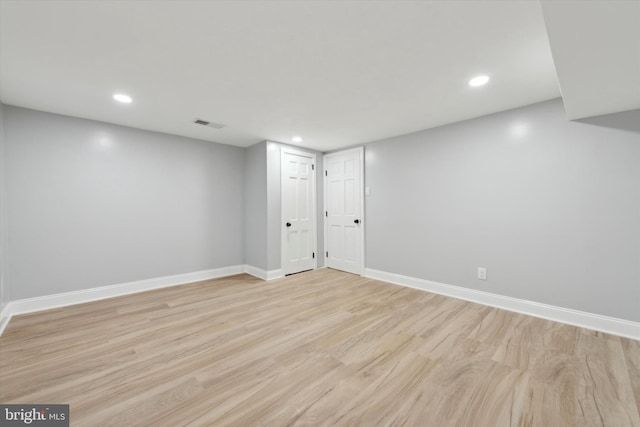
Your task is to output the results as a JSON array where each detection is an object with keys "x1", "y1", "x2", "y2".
[
  {"x1": 326, "y1": 251, "x2": 328, "y2": 257},
  {"x1": 325, "y1": 211, "x2": 328, "y2": 217},
  {"x1": 312, "y1": 164, "x2": 315, "y2": 170},
  {"x1": 312, "y1": 252, "x2": 315, "y2": 259},
  {"x1": 325, "y1": 170, "x2": 327, "y2": 176}
]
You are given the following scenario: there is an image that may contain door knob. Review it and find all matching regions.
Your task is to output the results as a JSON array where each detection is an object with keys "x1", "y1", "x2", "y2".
[
  {"x1": 286, "y1": 222, "x2": 292, "y2": 227},
  {"x1": 354, "y1": 219, "x2": 360, "y2": 224}
]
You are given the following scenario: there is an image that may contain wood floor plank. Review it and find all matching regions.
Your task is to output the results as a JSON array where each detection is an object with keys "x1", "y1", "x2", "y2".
[
  {"x1": 0, "y1": 269, "x2": 638, "y2": 426},
  {"x1": 622, "y1": 338, "x2": 640, "y2": 415},
  {"x1": 575, "y1": 333, "x2": 640, "y2": 426}
]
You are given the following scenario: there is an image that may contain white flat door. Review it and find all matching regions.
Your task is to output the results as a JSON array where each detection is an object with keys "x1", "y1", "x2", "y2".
[
  {"x1": 281, "y1": 148, "x2": 317, "y2": 275},
  {"x1": 324, "y1": 147, "x2": 364, "y2": 275}
]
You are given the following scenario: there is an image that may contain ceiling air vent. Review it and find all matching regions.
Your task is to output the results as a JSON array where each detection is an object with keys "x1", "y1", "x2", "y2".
[{"x1": 193, "y1": 119, "x2": 226, "y2": 129}]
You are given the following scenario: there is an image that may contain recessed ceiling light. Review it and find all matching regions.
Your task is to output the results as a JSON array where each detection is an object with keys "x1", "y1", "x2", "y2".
[
  {"x1": 292, "y1": 136, "x2": 302, "y2": 143},
  {"x1": 113, "y1": 93, "x2": 132, "y2": 103},
  {"x1": 469, "y1": 75, "x2": 490, "y2": 87}
]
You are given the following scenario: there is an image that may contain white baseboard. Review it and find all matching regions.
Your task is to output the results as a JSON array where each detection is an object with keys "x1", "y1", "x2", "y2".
[
  {"x1": 244, "y1": 265, "x2": 284, "y2": 281},
  {"x1": 8, "y1": 265, "x2": 632, "y2": 340},
  {"x1": 0, "y1": 305, "x2": 11, "y2": 337},
  {"x1": 0, "y1": 265, "x2": 245, "y2": 336},
  {"x1": 364, "y1": 268, "x2": 640, "y2": 340},
  {"x1": 266, "y1": 269, "x2": 284, "y2": 280}
]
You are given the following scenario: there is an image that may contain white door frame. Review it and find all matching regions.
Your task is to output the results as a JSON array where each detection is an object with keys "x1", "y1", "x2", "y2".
[
  {"x1": 323, "y1": 146, "x2": 365, "y2": 275},
  {"x1": 281, "y1": 146, "x2": 318, "y2": 275}
]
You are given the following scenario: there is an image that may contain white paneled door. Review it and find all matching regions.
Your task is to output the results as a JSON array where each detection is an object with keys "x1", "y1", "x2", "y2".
[
  {"x1": 281, "y1": 148, "x2": 317, "y2": 275},
  {"x1": 324, "y1": 147, "x2": 364, "y2": 275}
]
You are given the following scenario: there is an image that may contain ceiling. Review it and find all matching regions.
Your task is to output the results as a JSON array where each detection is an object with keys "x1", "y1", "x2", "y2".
[
  {"x1": 0, "y1": 1, "x2": 636, "y2": 152},
  {"x1": 540, "y1": 0, "x2": 640, "y2": 120}
]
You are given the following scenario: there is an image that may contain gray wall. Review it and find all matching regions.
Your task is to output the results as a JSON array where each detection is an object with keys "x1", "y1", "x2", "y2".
[
  {"x1": 0, "y1": 103, "x2": 7, "y2": 311},
  {"x1": 4, "y1": 99, "x2": 637, "y2": 324},
  {"x1": 266, "y1": 142, "x2": 281, "y2": 271},
  {"x1": 5, "y1": 106, "x2": 244, "y2": 300},
  {"x1": 244, "y1": 142, "x2": 268, "y2": 270},
  {"x1": 266, "y1": 141, "x2": 324, "y2": 271},
  {"x1": 364, "y1": 99, "x2": 640, "y2": 322}
]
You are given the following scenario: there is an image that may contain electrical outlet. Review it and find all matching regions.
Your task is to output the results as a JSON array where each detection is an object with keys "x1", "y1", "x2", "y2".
[{"x1": 477, "y1": 267, "x2": 487, "y2": 280}]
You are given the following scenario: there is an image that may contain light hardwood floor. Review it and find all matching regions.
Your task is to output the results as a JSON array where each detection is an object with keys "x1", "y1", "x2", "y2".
[{"x1": 0, "y1": 268, "x2": 638, "y2": 426}]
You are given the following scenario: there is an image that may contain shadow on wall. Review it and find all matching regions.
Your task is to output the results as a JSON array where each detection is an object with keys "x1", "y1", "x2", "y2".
[{"x1": 575, "y1": 109, "x2": 640, "y2": 133}]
